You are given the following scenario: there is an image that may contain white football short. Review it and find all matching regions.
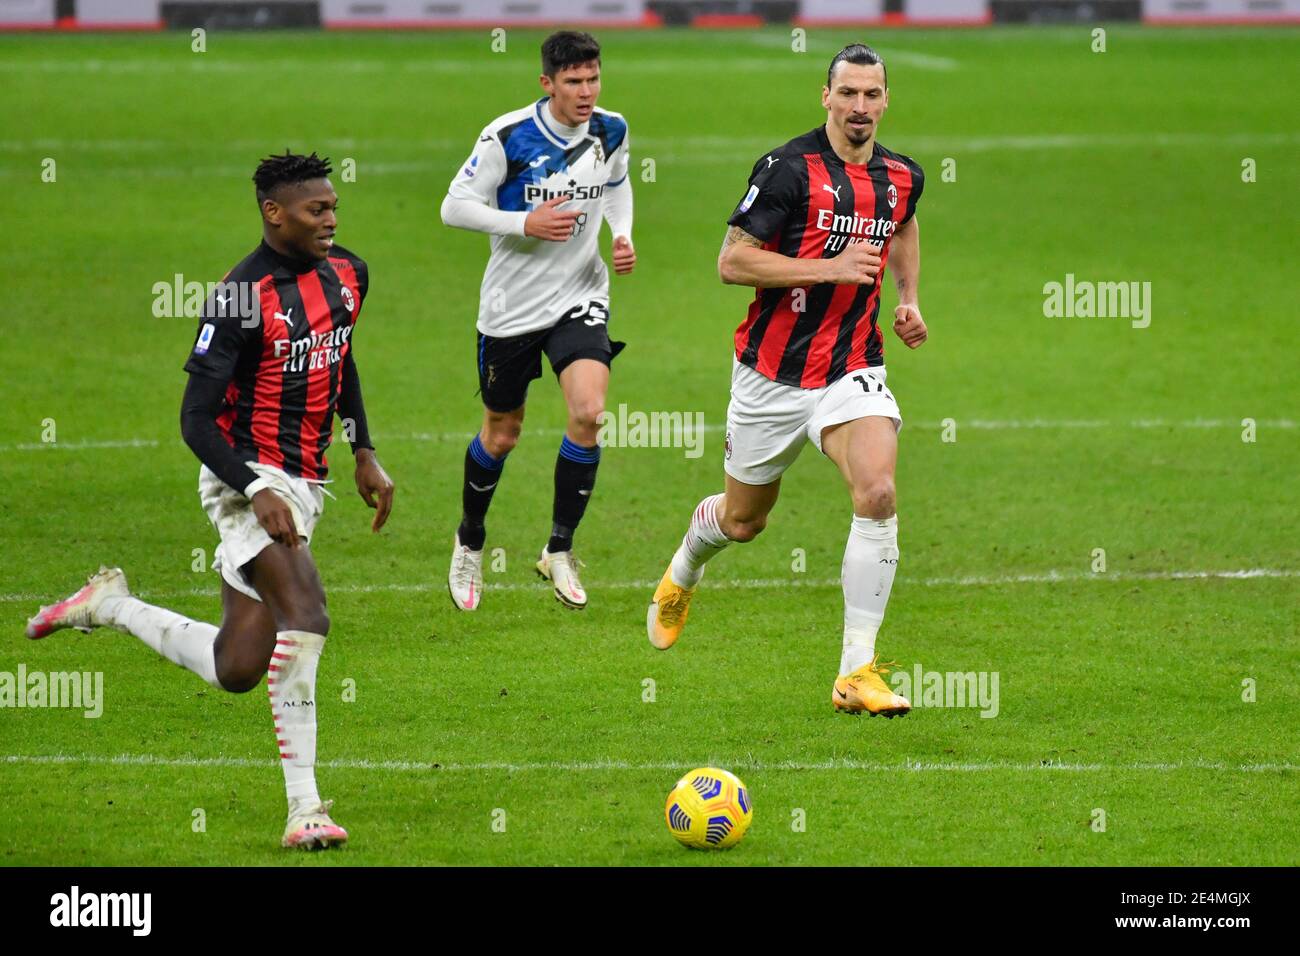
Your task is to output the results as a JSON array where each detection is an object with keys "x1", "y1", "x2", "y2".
[
  {"x1": 723, "y1": 359, "x2": 902, "y2": 486},
  {"x1": 198, "y1": 462, "x2": 326, "y2": 601}
]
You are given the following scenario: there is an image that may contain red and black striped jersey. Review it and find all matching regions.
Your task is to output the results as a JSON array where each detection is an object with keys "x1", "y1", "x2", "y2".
[
  {"x1": 727, "y1": 126, "x2": 923, "y2": 389},
  {"x1": 183, "y1": 240, "x2": 368, "y2": 481}
]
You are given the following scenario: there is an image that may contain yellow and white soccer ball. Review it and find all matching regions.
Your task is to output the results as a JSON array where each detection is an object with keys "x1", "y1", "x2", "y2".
[{"x1": 664, "y1": 767, "x2": 753, "y2": 849}]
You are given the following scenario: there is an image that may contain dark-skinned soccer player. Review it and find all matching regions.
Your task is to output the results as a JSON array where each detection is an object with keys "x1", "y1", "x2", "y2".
[{"x1": 26, "y1": 152, "x2": 394, "y2": 850}]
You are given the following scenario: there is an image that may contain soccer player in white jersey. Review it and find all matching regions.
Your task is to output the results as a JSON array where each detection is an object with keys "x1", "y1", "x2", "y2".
[
  {"x1": 647, "y1": 44, "x2": 928, "y2": 717},
  {"x1": 441, "y1": 31, "x2": 634, "y2": 612}
]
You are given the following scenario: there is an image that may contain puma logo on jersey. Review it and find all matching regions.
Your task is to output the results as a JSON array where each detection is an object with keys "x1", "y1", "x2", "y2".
[
  {"x1": 765, "y1": 155, "x2": 779, "y2": 168},
  {"x1": 274, "y1": 308, "x2": 294, "y2": 327},
  {"x1": 822, "y1": 183, "x2": 842, "y2": 202}
]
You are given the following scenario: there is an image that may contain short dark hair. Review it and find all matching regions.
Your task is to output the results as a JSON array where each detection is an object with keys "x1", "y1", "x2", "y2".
[
  {"x1": 253, "y1": 151, "x2": 332, "y2": 201},
  {"x1": 826, "y1": 43, "x2": 887, "y2": 89},
  {"x1": 541, "y1": 30, "x2": 601, "y2": 77}
]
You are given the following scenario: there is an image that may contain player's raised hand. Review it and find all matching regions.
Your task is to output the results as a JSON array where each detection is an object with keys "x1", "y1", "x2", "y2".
[
  {"x1": 354, "y1": 449, "x2": 395, "y2": 533},
  {"x1": 524, "y1": 196, "x2": 582, "y2": 242},
  {"x1": 612, "y1": 235, "x2": 636, "y2": 275},
  {"x1": 251, "y1": 489, "x2": 300, "y2": 550},
  {"x1": 824, "y1": 240, "x2": 882, "y2": 285},
  {"x1": 893, "y1": 303, "x2": 928, "y2": 349}
]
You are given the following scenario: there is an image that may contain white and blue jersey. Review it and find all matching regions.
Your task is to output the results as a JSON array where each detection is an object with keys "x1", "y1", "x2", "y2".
[{"x1": 447, "y1": 98, "x2": 631, "y2": 337}]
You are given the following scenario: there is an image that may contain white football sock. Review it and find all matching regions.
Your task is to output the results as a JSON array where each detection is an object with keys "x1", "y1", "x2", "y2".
[
  {"x1": 269, "y1": 630, "x2": 325, "y2": 809},
  {"x1": 98, "y1": 595, "x2": 221, "y2": 689},
  {"x1": 670, "y1": 493, "x2": 729, "y2": 588},
  {"x1": 840, "y1": 514, "x2": 899, "y2": 674}
]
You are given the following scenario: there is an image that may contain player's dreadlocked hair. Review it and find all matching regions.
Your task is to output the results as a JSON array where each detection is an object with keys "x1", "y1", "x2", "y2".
[
  {"x1": 541, "y1": 30, "x2": 600, "y2": 77},
  {"x1": 253, "y1": 151, "x2": 333, "y2": 201},
  {"x1": 827, "y1": 43, "x2": 887, "y2": 89}
]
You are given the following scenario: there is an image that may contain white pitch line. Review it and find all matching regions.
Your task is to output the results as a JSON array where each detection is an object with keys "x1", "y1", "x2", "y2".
[
  {"x1": 2, "y1": 131, "x2": 1295, "y2": 161},
  {"x1": 1, "y1": 754, "x2": 1294, "y2": 774},
  {"x1": 0, "y1": 418, "x2": 1293, "y2": 455},
  {"x1": 0, "y1": 57, "x2": 953, "y2": 76},
  {"x1": 370, "y1": 418, "x2": 1298, "y2": 443},
  {"x1": 0, "y1": 438, "x2": 160, "y2": 452},
  {"x1": 649, "y1": 130, "x2": 1300, "y2": 163},
  {"x1": 0, "y1": 568, "x2": 1294, "y2": 605},
  {"x1": 5, "y1": 131, "x2": 1294, "y2": 153},
  {"x1": 5, "y1": 133, "x2": 1296, "y2": 178},
  {"x1": 745, "y1": 35, "x2": 965, "y2": 70}
]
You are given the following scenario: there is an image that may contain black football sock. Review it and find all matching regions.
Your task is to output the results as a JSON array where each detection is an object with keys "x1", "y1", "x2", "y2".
[
  {"x1": 548, "y1": 435, "x2": 600, "y2": 553},
  {"x1": 458, "y1": 434, "x2": 506, "y2": 551}
]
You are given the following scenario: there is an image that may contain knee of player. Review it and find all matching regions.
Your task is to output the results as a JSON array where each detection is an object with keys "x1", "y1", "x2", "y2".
[
  {"x1": 482, "y1": 429, "x2": 519, "y2": 459},
  {"x1": 853, "y1": 478, "x2": 896, "y2": 519},
  {"x1": 724, "y1": 515, "x2": 767, "y2": 543},
  {"x1": 215, "y1": 661, "x2": 265, "y2": 694},
  {"x1": 568, "y1": 402, "x2": 605, "y2": 438}
]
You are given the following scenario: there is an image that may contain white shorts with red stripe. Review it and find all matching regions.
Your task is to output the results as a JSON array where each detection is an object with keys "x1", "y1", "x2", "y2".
[
  {"x1": 198, "y1": 462, "x2": 326, "y2": 601},
  {"x1": 723, "y1": 358, "x2": 902, "y2": 486}
]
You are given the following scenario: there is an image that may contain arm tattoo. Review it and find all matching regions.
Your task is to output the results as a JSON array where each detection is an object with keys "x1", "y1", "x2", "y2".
[{"x1": 720, "y1": 225, "x2": 764, "y2": 256}]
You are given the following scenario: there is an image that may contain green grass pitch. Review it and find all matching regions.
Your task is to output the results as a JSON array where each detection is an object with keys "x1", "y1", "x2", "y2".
[{"x1": 0, "y1": 25, "x2": 1296, "y2": 866}]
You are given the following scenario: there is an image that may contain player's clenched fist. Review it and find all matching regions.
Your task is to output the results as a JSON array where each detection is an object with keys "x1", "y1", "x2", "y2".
[
  {"x1": 824, "y1": 240, "x2": 882, "y2": 285},
  {"x1": 524, "y1": 195, "x2": 582, "y2": 241},
  {"x1": 893, "y1": 303, "x2": 927, "y2": 349},
  {"x1": 612, "y1": 235, "x2": 636, "y2": 275},
  {"x1": 252, "y1": 489, "x2": 300, "y2": 549}
]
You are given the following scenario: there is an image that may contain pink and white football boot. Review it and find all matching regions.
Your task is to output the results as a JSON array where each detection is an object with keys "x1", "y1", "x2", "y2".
[{"x1": 25, "y1": 566, "x2": 129, "y2": 639}]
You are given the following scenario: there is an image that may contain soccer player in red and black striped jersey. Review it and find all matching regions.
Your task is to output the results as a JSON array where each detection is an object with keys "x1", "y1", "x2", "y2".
[
  {"x1": 25, "y1": 152, "x2": 395, "y2": 849},
  {"x1": 647, "y1": 45, "x2": 928, "y2": 717}
]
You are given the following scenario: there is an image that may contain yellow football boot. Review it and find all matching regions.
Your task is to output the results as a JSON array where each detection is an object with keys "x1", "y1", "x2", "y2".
[
  {"x1": 646, "y1": 567, "x2": 695, "y2": 650},
  {"x1": 832, "y1": 656, "x2": 911, "y2": 717}
]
